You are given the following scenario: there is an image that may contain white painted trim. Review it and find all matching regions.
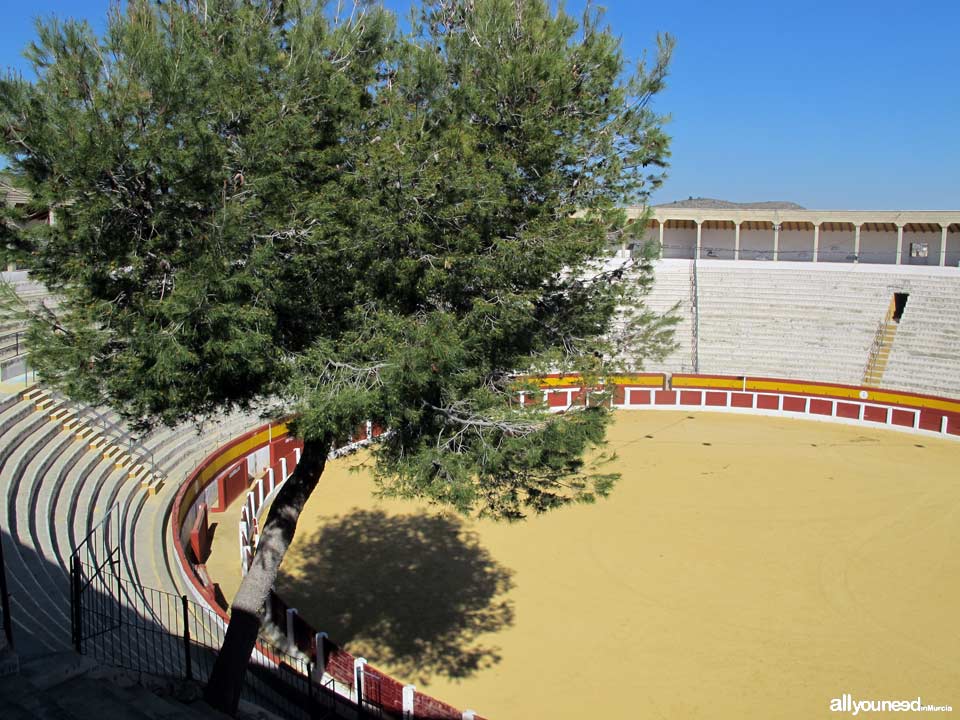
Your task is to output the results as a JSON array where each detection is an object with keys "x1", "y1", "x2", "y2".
[
  {"x1": 286, "y1": 608, "x2": 298, "y2": 645},
  {"x1": 403, "y1": 685, "x2": 416, "y2": 719},
  {"x1": 617, "y1": 395, "x2": 958, "y2": 441}
]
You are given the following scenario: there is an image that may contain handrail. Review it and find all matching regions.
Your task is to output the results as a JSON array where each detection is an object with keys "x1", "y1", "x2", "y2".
[
  {"x1": 863, "y1": 319, "x2": 888, "y2": 379},
  {"x1": 691, "y1": 255, "x2": 700, "y2": 373},
  {"x1": 863, "y1": 297, "x2": 898, "y2": 381}
]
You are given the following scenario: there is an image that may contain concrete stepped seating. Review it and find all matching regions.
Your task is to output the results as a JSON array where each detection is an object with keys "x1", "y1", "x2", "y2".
[
  {"x1": 0, "y1": 408, "x2": 74, "y2": 655},
  {"x1": 638, "y1": 260, "x2": 960, "y2": 396},
  {"x1": 874, "y1": 279, "x2": 960, "y2": 397},
  {"x1": 16, "y1": 387, "x2": 167, "y2": 492},
  {"x1": 14, "y1": 425, "x2": 79, "y2": 607},
  {"x1": 22, "y1": 387, "x2": 47, "y2": 403},
  {"x1": 646, "y1": 261, "x2": 891, "y2": 379},
  {"x1": 0, "y1": 386, "x2": 262, "y2": 663}
]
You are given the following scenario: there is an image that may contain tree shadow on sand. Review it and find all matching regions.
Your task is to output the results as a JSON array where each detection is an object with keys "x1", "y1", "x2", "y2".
[{"x1": 275, "y1": 509, "x2": 514, "y2": 683}]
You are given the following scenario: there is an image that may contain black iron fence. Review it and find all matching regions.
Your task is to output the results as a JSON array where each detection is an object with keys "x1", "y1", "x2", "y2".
[
  {"x1": 69, "y1": 511, "x2": 357, "y2": 720},
  {"x1": 0, "y1": 331, "x2": 23, "y2": 360}
]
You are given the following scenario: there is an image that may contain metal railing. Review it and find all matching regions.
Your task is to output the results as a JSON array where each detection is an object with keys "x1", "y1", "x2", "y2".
[
  {"x1": 0, "y1": 330, "x2": 23, "y2": 360},
  {"x1": 863, "y1": 320, "x2": 889, "y2": 381},
  {"x1": 31, "y1": 390, "x2": 161, "y2": 479},
  {"x1": 68, "y1": 511, "x2": 356, "y2": 720}
]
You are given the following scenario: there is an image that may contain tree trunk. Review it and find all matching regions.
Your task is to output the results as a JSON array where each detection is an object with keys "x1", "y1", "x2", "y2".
[{"x1": 204, "y1": 435, "x2": 331, "y2": 716}]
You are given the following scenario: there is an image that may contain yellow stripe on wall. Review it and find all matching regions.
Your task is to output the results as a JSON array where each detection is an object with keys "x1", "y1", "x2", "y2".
[
  {"x1": 538, "y1": 374, "x2": 664, "y2": 388},
  {"x1": 673, "y1": 376, "x2": 744, "y2": 390},
  {"x1": 672, "y1": 375, "x2": 960, "y2": 414},
  {"x1": 178, "y1": 422, "x2": 290, "y2": 522}
]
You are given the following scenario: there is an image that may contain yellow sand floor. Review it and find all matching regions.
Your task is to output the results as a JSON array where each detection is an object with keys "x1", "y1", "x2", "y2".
[{"x1": 211, "y1": 411, "x2": 960, "y2": 719}]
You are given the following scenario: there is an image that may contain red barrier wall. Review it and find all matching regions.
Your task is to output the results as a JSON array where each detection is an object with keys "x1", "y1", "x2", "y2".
[
  {"x1": 414, "y1": 693, "x2": 469, "y2": 720},
  {"x1": 216, "y1": 460, "x2": 249, "y2": 513},
  {"x1": 618, "y1": 373, "x2": 960, "y2": 439},
  {"x1": 270, "y1": 435, "x2": 301, "y2": 465},
  {"x1": 189, "y1": 503, "x2": 211, "y2": 563}
]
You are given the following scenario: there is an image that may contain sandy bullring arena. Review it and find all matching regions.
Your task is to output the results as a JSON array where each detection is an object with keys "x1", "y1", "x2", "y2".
[{"x1": 208, "y1": 410, "x2": 960, "y2": 719}]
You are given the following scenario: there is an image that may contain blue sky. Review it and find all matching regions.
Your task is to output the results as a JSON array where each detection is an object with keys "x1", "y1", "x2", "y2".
[{"x1": 2, "y1": 1, "x2": 957, "y2": 209}]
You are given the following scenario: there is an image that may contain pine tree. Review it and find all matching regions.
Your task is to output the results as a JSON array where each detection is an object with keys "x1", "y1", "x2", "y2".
[{"x1": 0, "y1": 0, "x2": 673, "y2": 714}]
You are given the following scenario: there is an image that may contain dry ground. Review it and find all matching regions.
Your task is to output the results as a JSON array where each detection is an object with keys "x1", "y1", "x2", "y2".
[{"x1": 208, "y1": 411, "x2": 960, "y2": 719}]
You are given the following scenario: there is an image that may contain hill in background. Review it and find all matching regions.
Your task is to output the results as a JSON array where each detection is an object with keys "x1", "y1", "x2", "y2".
[{"x1": 656, "y1": 197, "x2": 805, "y2": 210}]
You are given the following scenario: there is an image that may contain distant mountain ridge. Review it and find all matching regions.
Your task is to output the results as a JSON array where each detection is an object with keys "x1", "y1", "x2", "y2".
[{"x1": 656, "y1": 197, "x2": 805, "y2": 210}]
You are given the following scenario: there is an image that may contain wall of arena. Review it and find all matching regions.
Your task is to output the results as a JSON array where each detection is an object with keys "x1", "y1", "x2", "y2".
[
  {"x1": 172, "y1": 421, "x2": 484, "y2": 720},
  {"x1": 171, "y1": 369, "x2": 959, "y2": 720}
]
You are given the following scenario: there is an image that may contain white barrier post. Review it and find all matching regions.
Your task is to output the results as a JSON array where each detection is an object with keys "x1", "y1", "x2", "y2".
[
  {"x1": 886, "y1": 407, "x2": 893, "y2": 425},
  {"x1": 859, "y1": 403, "x2": 865, "y2": 421},
  {"x1": 941, "y1": 416, "x2": 948, "y2": 434},
  {"x1": 266, "y1": 466, "x2": 275, "y2": 493},
  {"x1": 913, "y1": 409, "x2": 920, "y2": 430},
  {"x1": 314, "y1": 632, "x2": 328, "y2": 679},
  {"x1": 286, "y1": 607, "x2": 298, "y2": 646},
  {"x1": 294, "y1": 446, "x2": 301, "y2": 463},
  {"x1": 804, "y1": 397, "x2": 810, "y2": 414},
  {"x1": 280, "y1": 457, "x2": 288, "y2": 482},
  {"x1": 366, "y1": 420, "x2": 373, "y2": 440},
  {"x1": 239, "y1": 525, "x2": 248, "y2": 574},
  {"x1": 257, "y1": 477, "x2": 264, "y2": 506},
  {"x1": 354, "y1": 657, "x2": 367, "y2": 705},
  {"x1": 402, "y1": 685, "x2": 416, "y2": 719}
]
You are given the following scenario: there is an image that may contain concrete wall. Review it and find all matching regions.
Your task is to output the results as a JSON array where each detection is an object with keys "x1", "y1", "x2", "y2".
[
  {"x1": 739, "y1": 228, "x2": 774, "y2": 259},
  {"x1": 662, "y1": 227, "x2": 696, "y2": 258},
  {"x1": 779, "y1": 229, "x2": 813, "y2": 261},
  {"x1": 701, "y1": 227, "x2": 735, "y2": 259},
  {"x1": 859, "y1": 230, "x2": 898, "y2": 264},
  {"x1": 947, "y1": 230, "x2": 960, "y2": 267},
  {"x1": 818, "y1": 229, "x2": 855, "y2": 262}
]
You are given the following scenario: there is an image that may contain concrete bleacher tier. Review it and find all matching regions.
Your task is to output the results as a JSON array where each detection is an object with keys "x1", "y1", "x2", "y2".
[
  {"x1": 884, "y1": 288, "x2": 960, "y2": 398},
  {"x1": 0, "y1": 389, "x2": 262, "y2": 658},
  {"x1": 637, "y1": 259, "x2": 960, "y2": 398}
]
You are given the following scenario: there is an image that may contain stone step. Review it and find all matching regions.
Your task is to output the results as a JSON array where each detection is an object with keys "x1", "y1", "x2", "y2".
[
  {"x1": 3, "y1": 652, "x2": 231, "y2": 720},
  {"x1": 18, "y1": 427, "x2": 79, "y2": 607}
]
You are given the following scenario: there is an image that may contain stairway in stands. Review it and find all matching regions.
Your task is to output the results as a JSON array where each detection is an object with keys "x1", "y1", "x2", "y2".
[
  {"x1": 862, "y1": 320, "x2": 898, "y2": 387},
  {"x1": 0, "y1": 385, "x2": 261, "y2": 658}
]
